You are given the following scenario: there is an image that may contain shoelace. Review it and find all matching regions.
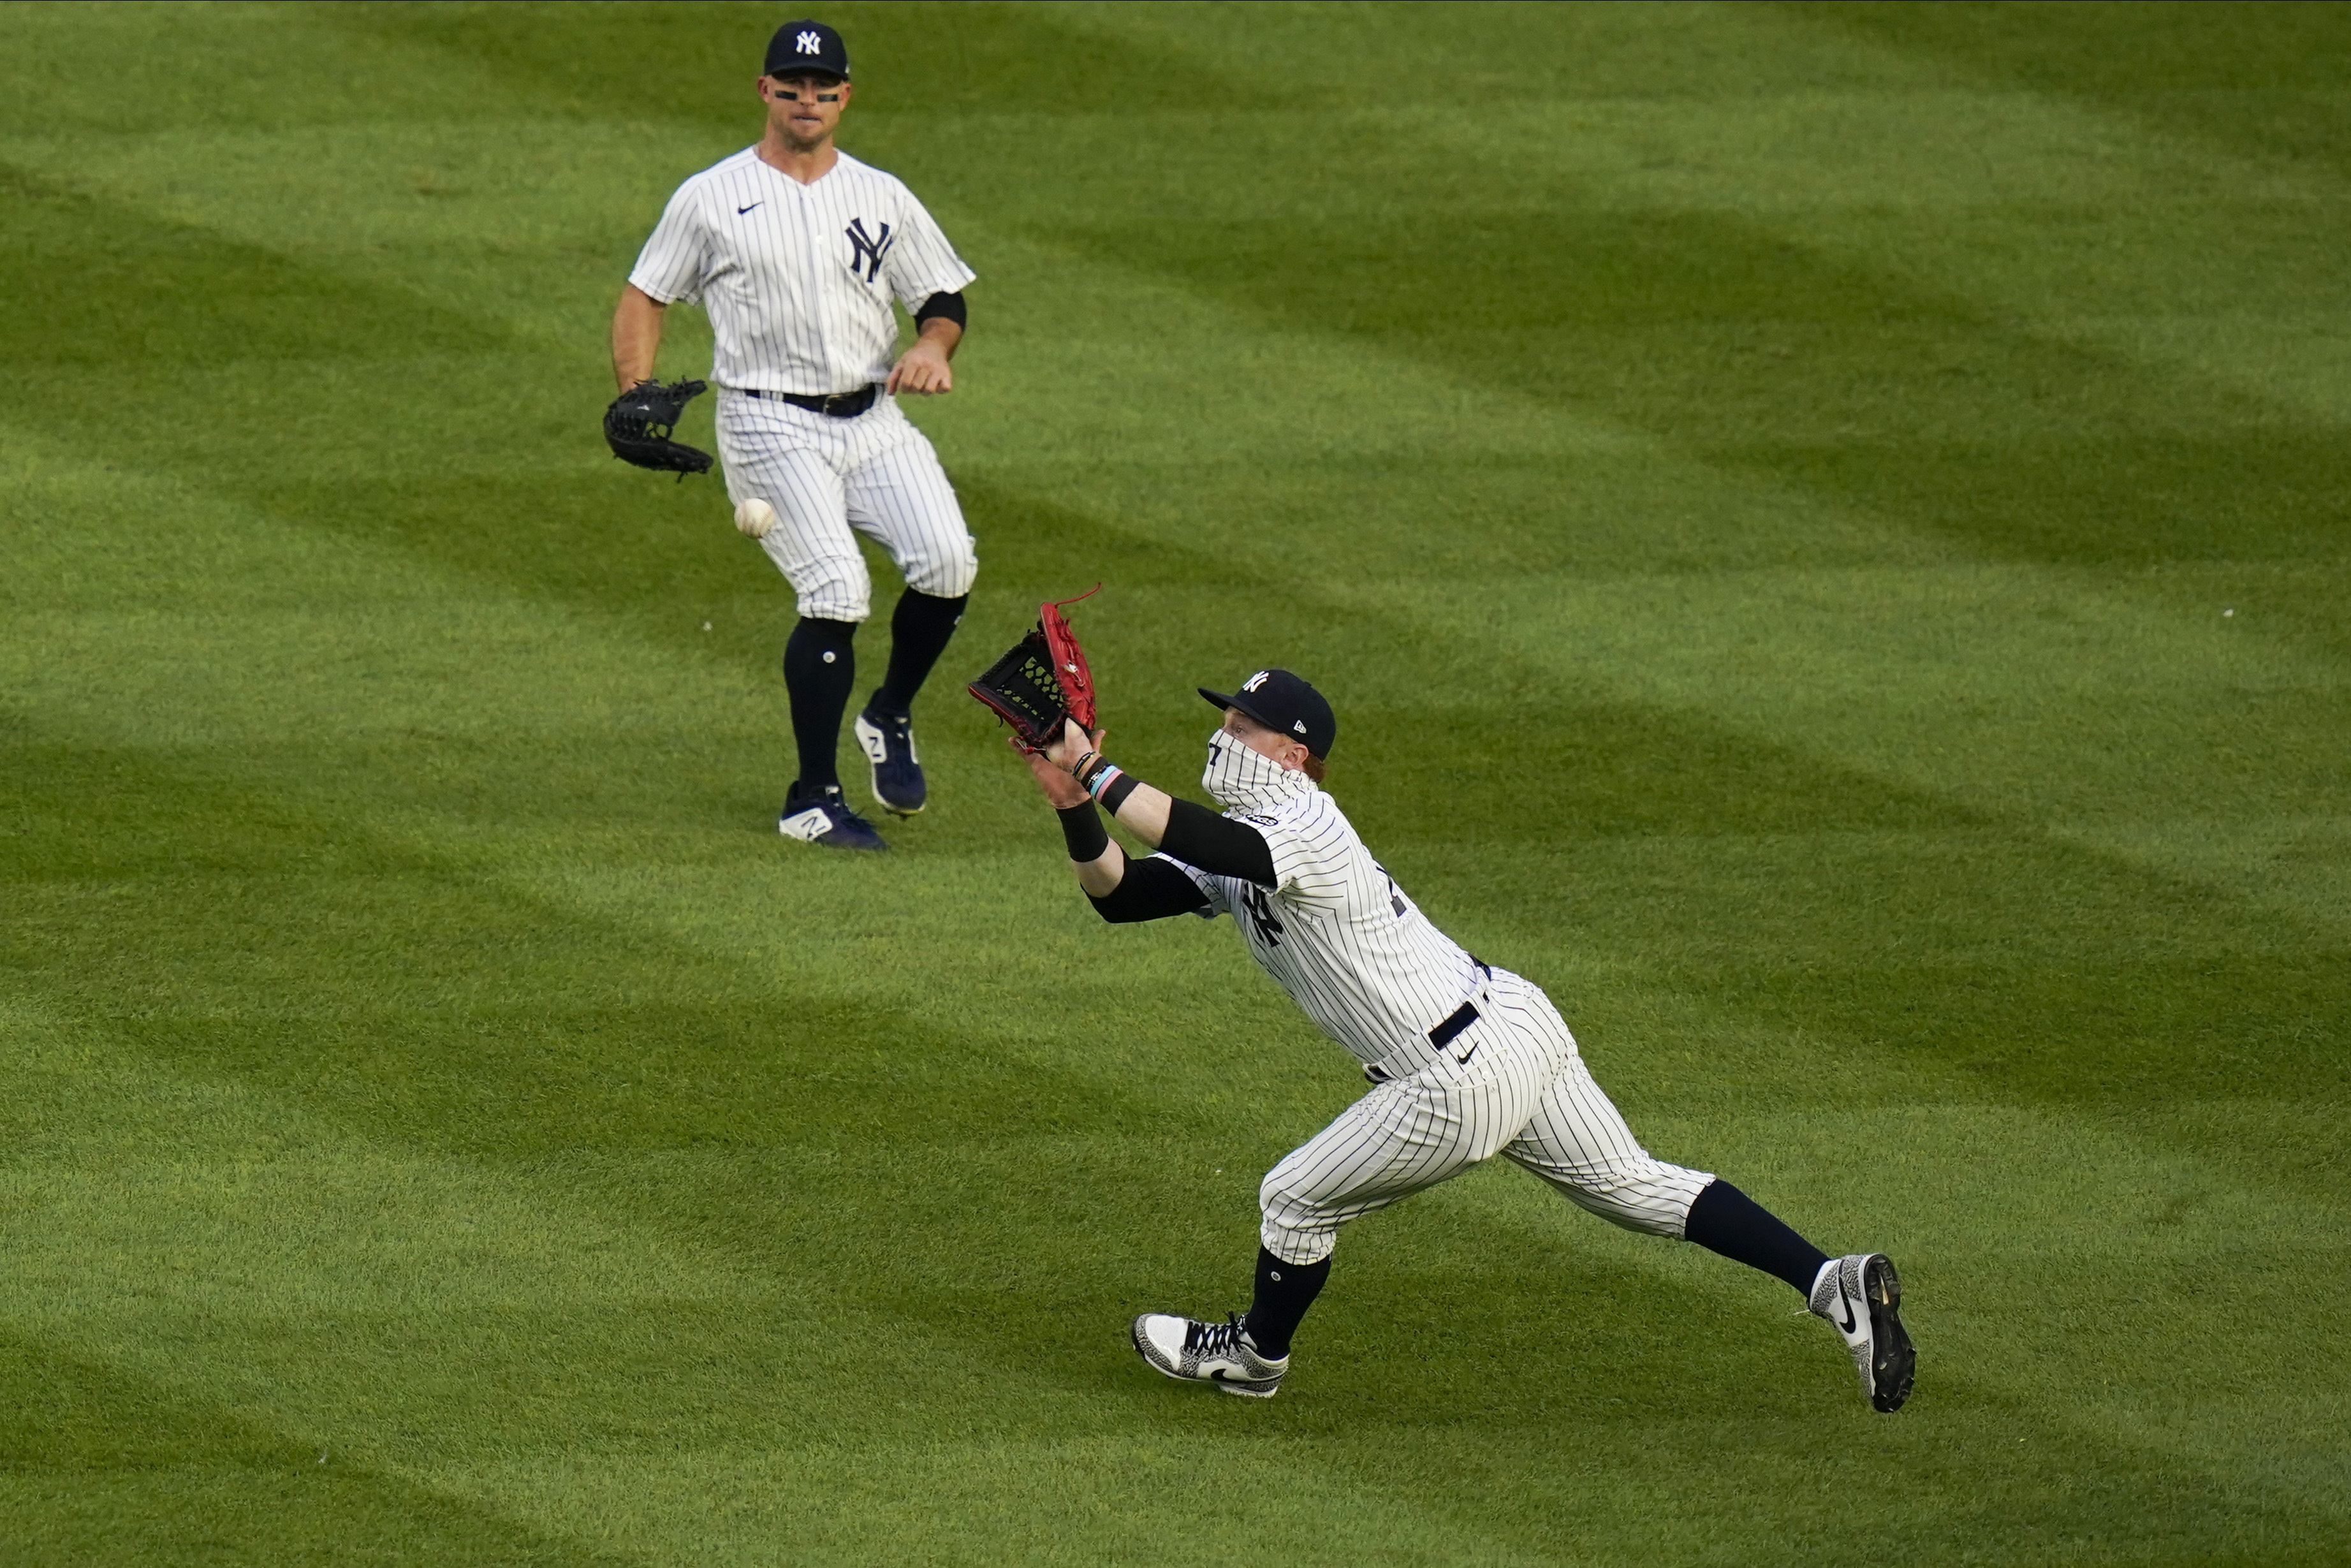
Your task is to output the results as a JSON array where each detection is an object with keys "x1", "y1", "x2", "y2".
[
  {"x1": 1183, "y1": 1314, "x2": 1249, "y2": 1358},
  {"x1": 796, "y1": 789, "x2": 877, "y2": 832}
]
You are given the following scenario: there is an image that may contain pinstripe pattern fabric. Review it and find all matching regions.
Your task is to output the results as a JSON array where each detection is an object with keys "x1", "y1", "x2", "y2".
[
  {"x1": 1496, "y1": 982, "x2": 1715, "y2": 1238},
  {"x1": 1259, "y1": 971, "x2": 1714, "y2": 1264},
  {"x1": 629, "y1": 149, "x2": 975, "y2": 393},
  {"x1": 1157, "y1": 779, "x2": 1712, "y2": 1265},
  {"x1": 717, "y1": 392, "x2": 975, "y2": 622},
  {"x1": 1171, "y1": 779, "x2": 1484, "y2": 1074}
]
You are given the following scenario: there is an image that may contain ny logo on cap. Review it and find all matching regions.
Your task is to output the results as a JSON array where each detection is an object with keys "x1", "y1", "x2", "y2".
[
  {"x1": 1241, "y1": 670, "x2": 1271, "y2": 692},
  {"x1": 796, "y1": 30, "x2": 822, "y2": 53}
]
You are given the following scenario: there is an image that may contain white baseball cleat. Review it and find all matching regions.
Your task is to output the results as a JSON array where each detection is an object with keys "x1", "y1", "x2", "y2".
[
  {"x1": 1131, "y1": 1312, "x2": 1287, "y2": 1398},
  {"x1": 1810, "y1": 1253, "x2": 1915, "y2": 1412}
]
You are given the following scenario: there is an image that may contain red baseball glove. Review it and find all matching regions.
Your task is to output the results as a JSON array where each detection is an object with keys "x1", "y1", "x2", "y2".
[{"x1": 968, "y1": 585, "x2": 1100, "y2": 751}]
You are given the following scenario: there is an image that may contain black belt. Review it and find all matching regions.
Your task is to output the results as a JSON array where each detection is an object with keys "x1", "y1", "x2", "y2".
[
  {"x1": 1427, "y1": 960, "x2": 1493, "y2": 1053},
  {"x1": 1365, "y1": 962, "x2": 1494, "y2": 1083},
  {"x1": 1429, "y1": 999, "x2": 1479, "y2": 1051},
  {"x1": 742, "y1": 386, "x2": 877, "y2": 418}
]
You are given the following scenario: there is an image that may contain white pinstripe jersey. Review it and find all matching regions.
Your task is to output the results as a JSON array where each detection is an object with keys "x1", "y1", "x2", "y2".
[
  {"x1": 628, "y1": 148, "x2": 976, "y2": 396},
  {"x1": 1169, "y1": 789, "x2": 1485, "y2": 1069}
]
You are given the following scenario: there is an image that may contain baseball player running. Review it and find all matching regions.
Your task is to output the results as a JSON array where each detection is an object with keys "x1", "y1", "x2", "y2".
[
  {"x1": 1014, "y1": 671, "x2": 1915, "y2": 1409},
  {"x1": 613, "y1": 20, "x2": 978, "y2": 850}
]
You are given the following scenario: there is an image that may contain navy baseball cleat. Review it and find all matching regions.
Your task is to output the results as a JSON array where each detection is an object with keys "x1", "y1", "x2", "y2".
[
  {"x1": 1810, "y1": 1253, "x2": 1914, "y2": 1412},
  {"x1": 1132, "y1": 1312, "x2": 1287, "y2": 1398},
  {"x1": 777, "y1": 782, "x2": 887, "y2": 851},
  {"x1": 853, "y1": 705, "x2": 926, "y2": 816}
]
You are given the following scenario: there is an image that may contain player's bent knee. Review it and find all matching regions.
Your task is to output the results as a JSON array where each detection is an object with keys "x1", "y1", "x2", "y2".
[
  {"x1": 786, "y1": 561, "x2": 873, "y2": 624},
  {"x1": 904, "y1": 541, "x2": 978, "y2": 600}
]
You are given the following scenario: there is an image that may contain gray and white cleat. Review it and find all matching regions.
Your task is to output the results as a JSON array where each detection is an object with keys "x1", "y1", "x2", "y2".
[
  {"x1": 1131, "y1": 1312, "x2": 1287, "y2": 1399},
  {"x1": 1810, "y1": 1252, "x2": 1915, "y2": 1412}
]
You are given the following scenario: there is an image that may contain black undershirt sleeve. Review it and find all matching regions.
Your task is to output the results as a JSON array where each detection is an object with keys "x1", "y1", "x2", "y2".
[
  {"x1": 1088, "y1": 854, "x2": 1213, "y2": 923},
  {"x1": 1055, "y1": 800, "x2": 1109, "y2": 863},
  {"x1": 1158, "y1": 798, "x2": 1277, "y2": 887},
  {"x1": 913, "y1": 290, "x2": 967, "y2": 329}
]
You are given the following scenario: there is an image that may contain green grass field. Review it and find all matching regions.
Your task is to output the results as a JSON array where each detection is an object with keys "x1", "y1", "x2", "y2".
[{"x1": 4, "y1": 2, "x2": 2347, "y2": 1562}]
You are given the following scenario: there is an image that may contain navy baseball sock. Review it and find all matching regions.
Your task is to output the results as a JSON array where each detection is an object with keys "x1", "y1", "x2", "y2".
[
  {"x1": 868, "y1": 589, "x2": 967, "y2": 718},
  {"x1": 783, "y1": 617, "x2": 858, "y2": 792},
  {"x1": 1682, "y1": 1180, "x2": 1832, "y2": 1296},
  {"x1": 1243, "y1": 1246, "x2": 1330, "y2": 1358}
]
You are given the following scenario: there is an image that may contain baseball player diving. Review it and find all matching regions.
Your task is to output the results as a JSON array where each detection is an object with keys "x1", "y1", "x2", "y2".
[
  {"x1": 611, "y1": 19, "x2": 978, "y2": 851},
  {"x1": 1013, "y1": 671, "x2": 1916, "y2": 1409}
]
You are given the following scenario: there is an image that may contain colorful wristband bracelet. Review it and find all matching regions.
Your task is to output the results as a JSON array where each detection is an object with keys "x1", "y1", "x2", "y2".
[{"x1": 1085, "y1": 763, "x2": 1125, "y2": 800}]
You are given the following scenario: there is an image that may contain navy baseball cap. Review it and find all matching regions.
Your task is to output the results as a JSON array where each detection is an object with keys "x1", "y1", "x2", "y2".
[
  {"x1": 1199, "y1": 669, "x2": 1337, "y2": 759},
  {"x1": 766, "y1": 20, "x2": 850, "y2": 80}
]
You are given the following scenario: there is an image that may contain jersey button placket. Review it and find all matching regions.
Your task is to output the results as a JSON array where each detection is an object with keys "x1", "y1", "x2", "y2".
[{"x1": 799, "y1": 183, "x2": 827, "y2": 404}]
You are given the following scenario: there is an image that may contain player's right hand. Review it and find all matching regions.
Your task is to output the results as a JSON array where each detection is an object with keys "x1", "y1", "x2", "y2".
[
  {"x1": 1014, "y1": 738, "x2": 1091, "y2": 809},
  {"x1": 1041, "y1": 717, "x2": 1100, "y2": 775}
]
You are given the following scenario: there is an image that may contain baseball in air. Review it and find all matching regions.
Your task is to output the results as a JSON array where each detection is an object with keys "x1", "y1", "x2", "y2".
[{"x1": 735, "y1": 498, "x2": 779, "y2": 540}]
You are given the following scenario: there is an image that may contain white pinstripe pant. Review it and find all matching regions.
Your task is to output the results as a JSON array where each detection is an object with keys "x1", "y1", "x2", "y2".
[
  {"x1": 716, "y1": 389, "x2": 978, "y2": 622},
  {"x1": 1259, "y1": 970, "x2": 1715, "y2": 1266}
]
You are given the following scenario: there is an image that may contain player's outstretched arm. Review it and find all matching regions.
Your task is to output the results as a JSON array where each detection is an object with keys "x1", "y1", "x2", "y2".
[
  {"x1": 1018, "y1": 739, "x2": 1126, "y2": 896},
  {"x1": 1037, "y1": 721, "x2": 1277, "y2": 888},
  {"x1": 1017, "y1": 730, "x2": 1216, "y2": 922},
  {"x1": 1038, "y1": 721, "x2": 1171, "y2": 845}
]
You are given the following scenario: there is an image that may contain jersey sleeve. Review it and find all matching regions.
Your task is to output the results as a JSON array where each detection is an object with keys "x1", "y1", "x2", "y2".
[
  {"x1": 1244, "y1": 795, "x2": 1352, "y2": 909},
  {"x1": 881, "y1": 183, "x2": 977, "y2": 312},
  {"x1": 627, "y1": 179, "x2": 712, "y2": 306}
]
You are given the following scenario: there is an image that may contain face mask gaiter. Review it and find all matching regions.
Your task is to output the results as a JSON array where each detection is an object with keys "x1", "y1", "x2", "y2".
[{"x1": 1203, "y1": 727, "x2": 1311, "y2": 814}]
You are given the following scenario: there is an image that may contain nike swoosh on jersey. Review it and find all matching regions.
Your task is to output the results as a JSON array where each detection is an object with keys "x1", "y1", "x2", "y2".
[{"x1": 737, "y1": 202, "x2": 763, "y2": 215}]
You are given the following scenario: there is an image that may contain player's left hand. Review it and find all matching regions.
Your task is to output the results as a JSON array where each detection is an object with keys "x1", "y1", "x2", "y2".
[{"x1": 887, "y1": 341, "x2": 953, "y2": 395}]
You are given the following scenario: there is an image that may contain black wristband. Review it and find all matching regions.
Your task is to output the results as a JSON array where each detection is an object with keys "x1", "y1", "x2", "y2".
[
  {"x1": 1099, "y1": 772, "x2": 1140, "y2": 814},
  {"x1": 1056, "y1": 799, "x2": 1110, "y2": 863}
]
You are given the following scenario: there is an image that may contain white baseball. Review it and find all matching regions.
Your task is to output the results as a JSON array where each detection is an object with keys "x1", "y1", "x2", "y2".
[{"x1": 735, "y1": 498, "x2": 779, "y2": 540}]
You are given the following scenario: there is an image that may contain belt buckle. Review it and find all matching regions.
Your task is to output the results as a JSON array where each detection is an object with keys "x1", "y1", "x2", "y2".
[{"x1": 822, "y1": 390, "x2": 858, "y2": 416}]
